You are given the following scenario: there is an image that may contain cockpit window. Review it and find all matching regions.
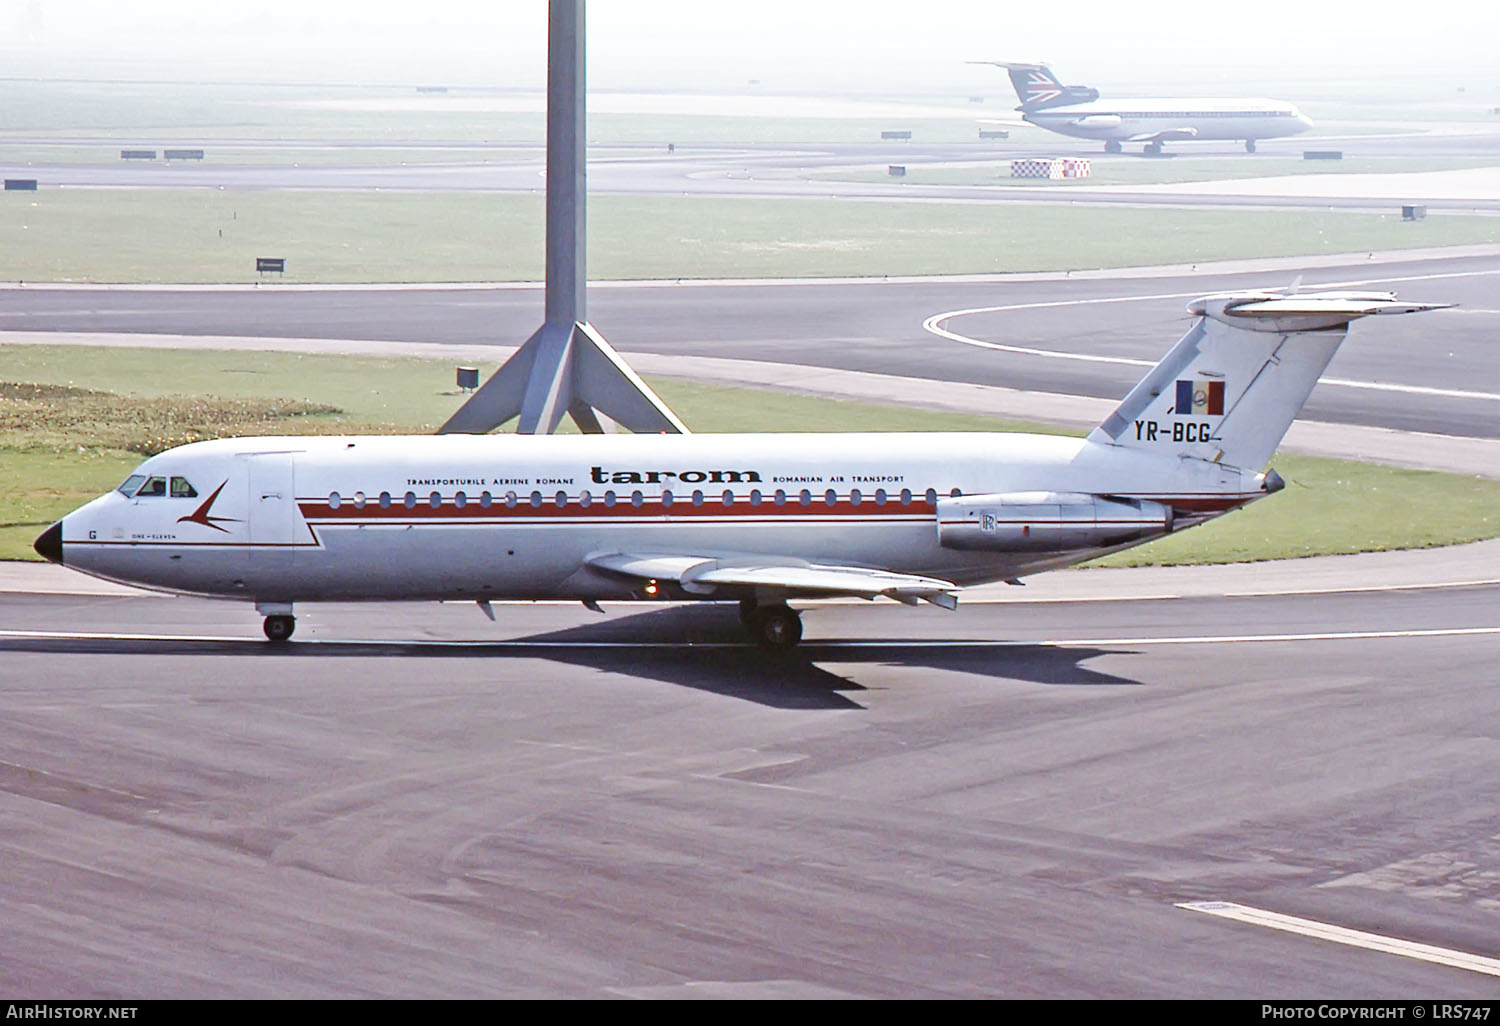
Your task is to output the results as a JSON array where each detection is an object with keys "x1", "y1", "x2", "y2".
[
  {"x1": 137, "y1": 476, "x2": 167, "y2": 498},
  {"x1": 170, "y1": 477, "x2": 198, "y2": 498},
  {"x1": 117, "y1": 474, "x2": 147, "y2": 497}
]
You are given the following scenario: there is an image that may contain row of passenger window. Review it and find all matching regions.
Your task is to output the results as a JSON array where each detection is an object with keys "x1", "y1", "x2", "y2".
[{"x1": 327, "y1": 487, "x2": 958, "y2": 511}]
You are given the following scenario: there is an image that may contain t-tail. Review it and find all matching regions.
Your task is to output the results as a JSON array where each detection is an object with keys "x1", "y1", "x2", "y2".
[
  {"x1": 971, "y1": 61, "x2": 1101, "y2": 110},
  {"x1": 1087, "y1": 290, "x2": 1450, "y2": 471}
]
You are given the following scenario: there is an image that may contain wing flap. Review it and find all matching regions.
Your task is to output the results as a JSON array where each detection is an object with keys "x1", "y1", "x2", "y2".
[
  {"x1": 588, "y1": 553, "x2": 717, "y2": 580},
  {"x1": 694, "y1": 564, "x2": 957, "y2": 605},
  {"x1": 1126, "y1": 127, "x2": 1199, "y2": 143},
  {"x1": 586, "y1": 552, "x2": 959, "y2": 607}
]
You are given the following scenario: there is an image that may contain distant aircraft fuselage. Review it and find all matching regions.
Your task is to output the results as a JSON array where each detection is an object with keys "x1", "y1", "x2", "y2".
[
  {"x1": 975, "y1": 61, "x2": 1313, "y2": 153},
  {"x1": 1022, "y1": 97, "x2": 1312, "y2": 144}
]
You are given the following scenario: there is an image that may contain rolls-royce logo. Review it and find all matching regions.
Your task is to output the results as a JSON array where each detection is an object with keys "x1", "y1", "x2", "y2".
[{"x1": 177, "y1": 480, "x2": 240, "y2": 533}]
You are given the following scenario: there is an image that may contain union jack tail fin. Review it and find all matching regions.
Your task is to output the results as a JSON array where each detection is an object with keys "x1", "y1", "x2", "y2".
[
  {"x1": 1008, "y1": 64, "x2": 1066, "y2": 108},
  {"x1": 1086, "y1": 290, "x2": 1449, "y2": 471},
  {"x1": 969, "y1": 62, "x2": 1101, "y2": 110}
]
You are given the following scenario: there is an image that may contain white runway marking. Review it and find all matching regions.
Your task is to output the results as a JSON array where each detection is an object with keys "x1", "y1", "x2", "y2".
[
  {"x1": 922, "y1": 268, "x2": 1500, "y2": 403},
  {"x1": 1, "y1": 626, "x2": 1495, "y2": 648},
  {"x1": 1178, "y1": 901, "x2": 1500, "y2": 978}
]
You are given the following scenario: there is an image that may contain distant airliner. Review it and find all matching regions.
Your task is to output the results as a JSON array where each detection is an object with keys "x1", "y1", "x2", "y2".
[
  {"x1": 35, "y1": 290, "x2": 1436, "y2": 650},
  {"x1": 974, "y1": 61, "x2": 1313, "y2": 154}
]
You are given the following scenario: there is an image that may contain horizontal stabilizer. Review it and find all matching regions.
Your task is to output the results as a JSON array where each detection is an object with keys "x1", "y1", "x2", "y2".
[
  {"x1": 1211, "y1": 293, "x2": 1452, "y2": 317},
  {"x1": 1191, "y1": 290, "x2": 1453, "y2": 333}
]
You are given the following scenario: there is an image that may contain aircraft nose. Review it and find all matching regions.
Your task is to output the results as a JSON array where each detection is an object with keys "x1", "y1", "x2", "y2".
[{"x1": 33, "y1": 521, "x2": 63, "y2": 565}]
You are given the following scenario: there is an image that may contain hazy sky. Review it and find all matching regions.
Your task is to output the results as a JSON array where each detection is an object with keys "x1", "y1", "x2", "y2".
[{"x1": 5, "y1": 0, "x2": 1498, "y2": 92}]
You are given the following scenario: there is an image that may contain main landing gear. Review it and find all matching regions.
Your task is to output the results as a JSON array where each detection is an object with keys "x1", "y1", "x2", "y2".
[
  {"x1": 1245, "y1": 139, "x2": 1257, "y2": 153},
  {"x1": 1104, "y1": 140, "x2": 1122, "y2": 154},
  {"x1": 739, "y1": 599, "x2": 803, "y2": 651}
]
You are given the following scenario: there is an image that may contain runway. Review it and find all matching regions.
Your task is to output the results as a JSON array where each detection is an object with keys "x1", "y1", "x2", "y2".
[{"x1": 2, "y1": 573, "x2": 1497, "y2": 997}]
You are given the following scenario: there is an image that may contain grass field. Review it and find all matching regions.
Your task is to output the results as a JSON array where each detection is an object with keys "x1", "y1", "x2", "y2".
[
  {"x1": 2, "y1": 344, "x2": 1495, "y2": 566},
  {"x1": 4, "y1": 189, "x2": 1498, "y2": 284}
]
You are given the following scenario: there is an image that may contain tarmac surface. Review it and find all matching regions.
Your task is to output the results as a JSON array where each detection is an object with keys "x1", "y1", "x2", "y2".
[{"x1": 2, "y1": 556, "x2": 1497, "y2": 997}]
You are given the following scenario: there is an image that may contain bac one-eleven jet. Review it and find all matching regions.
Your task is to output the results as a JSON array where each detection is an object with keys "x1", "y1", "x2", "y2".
[
  {"x1": 974, "y1": 61, "x2": 1313, "y2": 154},
  {"x1": 35, "y1": 289, "x2": 1437, "y2": 650}
]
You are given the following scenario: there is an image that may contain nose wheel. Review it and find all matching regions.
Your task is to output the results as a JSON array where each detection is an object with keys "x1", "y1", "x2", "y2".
[{"x1": 263, "y1": 614, "x2": 296, "y2": 643}]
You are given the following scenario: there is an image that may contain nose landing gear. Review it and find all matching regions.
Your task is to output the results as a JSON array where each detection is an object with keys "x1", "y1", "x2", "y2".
[{"x1": 257, "y1": 602, "x2": 296, "y2": 643}]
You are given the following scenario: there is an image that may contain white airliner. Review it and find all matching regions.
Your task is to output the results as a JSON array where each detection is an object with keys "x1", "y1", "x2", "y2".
[
  {"x1": 974, "y1": 62, "x2": 1313, "y2": 154},
  {"x1": 35, "y1": 290, "x2": 1438, "y2": 650}
]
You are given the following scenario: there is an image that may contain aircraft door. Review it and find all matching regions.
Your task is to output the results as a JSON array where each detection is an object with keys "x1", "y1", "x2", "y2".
[{"x1": 244, "y1": 453, "x2": 297, "y2": 580}]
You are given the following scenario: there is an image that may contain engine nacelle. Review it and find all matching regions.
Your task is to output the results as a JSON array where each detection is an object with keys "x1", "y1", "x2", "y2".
[{"x1": 937, "y1": 492, "x2": 1173, "y2": 553}]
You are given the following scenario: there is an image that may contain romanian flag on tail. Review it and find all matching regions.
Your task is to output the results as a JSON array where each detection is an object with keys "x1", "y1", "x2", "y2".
[{"x1": 1175, "y1": 379, "x2": 1225, "y2": 416}]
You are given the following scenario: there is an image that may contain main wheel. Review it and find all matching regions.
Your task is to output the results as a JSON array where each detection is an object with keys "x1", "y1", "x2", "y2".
[
  {"x1": 1245, "y1": 139, "x2": 1257, "y2": 154},
  {"x1": 263, "y1": 614, "x2": 296, "y2": 642},
  {"x1": 1104, "y1": 140, "x2": 1122, "y2": 154},
  {"x1": 749, "y1": 605, "x2": 802, "y2": 651},
  {"x1": 1145, "y1": 141, "x2": 1163, "y2": 156}
]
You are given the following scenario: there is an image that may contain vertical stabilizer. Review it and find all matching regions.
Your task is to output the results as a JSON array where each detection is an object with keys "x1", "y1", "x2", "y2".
[
  {"x1": 1087, "y1": 291, "x2": 1448, "y2": 470},
  {"x1": 969, "y1": 61, "x2": 1101, "y2": 110}
]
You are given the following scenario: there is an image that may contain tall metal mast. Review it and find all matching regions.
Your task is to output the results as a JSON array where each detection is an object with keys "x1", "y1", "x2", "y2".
[{"x1": 440, "y1": 0, "x2": 687, "y2": 436}]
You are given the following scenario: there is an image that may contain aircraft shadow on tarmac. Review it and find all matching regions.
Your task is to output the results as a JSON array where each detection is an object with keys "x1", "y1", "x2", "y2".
[{"x1": 2, "y1": 607, "x2": 1142, "y2": 710}]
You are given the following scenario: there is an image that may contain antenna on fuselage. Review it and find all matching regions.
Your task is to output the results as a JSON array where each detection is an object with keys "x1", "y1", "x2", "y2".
[{"x1": 439, "y1": 0, "x2": 688, "y2": 436}]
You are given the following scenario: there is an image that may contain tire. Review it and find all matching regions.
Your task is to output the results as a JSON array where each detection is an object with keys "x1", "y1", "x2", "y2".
[
  {"x1": 263, "y1": 615, "x2": 296, "y2": 642},
  {"x1": 1104, "y1": 140, "x2": 1122, "y2": 154},
  {"x1": 750, "y1": 605, "x2": 802, "y2": 651}
]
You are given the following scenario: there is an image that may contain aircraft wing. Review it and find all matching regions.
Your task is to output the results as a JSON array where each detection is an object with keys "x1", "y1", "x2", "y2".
[
  {"x1": 1125, "y1": 127, "x2": 1199, "y2": 143},
  {"x1": 587, "y1": 552, "x2": 959, "y2": 609}
]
